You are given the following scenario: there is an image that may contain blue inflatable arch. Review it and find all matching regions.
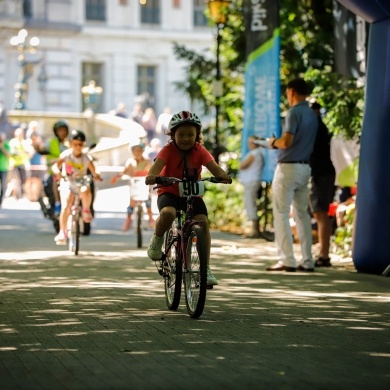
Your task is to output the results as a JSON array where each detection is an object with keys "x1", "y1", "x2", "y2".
[{"x1": 337, "y1": 0, "x2": 390, "y2": 274}]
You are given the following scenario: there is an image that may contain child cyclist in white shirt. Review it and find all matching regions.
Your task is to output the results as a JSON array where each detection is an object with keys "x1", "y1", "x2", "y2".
[
  {"x1": 145, "y1": 111, "x2": 231, "y2": 286},
  {"x1": 52, "y1": 129, "x2": 102, "y2": 244}
]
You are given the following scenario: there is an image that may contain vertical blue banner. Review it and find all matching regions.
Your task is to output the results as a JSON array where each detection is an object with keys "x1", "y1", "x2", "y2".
[{"x1": 242, "y1": 0, "x2": 280, "y2": 182}]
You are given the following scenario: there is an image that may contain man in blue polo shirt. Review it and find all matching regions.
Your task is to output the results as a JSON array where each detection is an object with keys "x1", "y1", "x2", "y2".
[{"x1": 266, "y1": 78, "x2": 318, "y2": 272}]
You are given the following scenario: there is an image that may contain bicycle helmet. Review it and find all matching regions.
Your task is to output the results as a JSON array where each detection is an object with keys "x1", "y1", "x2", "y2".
[
  {"x1": 53, "y1": 120, "x2": 69, "y2": 136},
  {"x1": 70, "y1": 129, "x2": 86, "y2": 142},
  {"x1": 168, "y1": 111, "x2": 202, "y2": 132}
]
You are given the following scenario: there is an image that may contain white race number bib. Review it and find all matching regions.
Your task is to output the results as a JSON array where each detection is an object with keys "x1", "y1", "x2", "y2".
[{"x1": 178, "y1": 181, "x2": 205, "y2": 197}]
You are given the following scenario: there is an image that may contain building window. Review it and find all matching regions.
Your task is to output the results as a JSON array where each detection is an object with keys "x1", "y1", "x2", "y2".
[
  {"x1": 141, "y1": 0, "x2": 160, "y2": 25},
  {"x1": 23, "y1": 0, "x2": 32, "y2": 18},
  {"x1": 193, "y1": 0, "x2": 207, "y2": 27},
  {"x1": 82, "y1": 63, "x2": 104, "y2": 112},
  {"x1": 137, "y1": 65, "x2": 156, "y2": 108},
  {"x1": 86, "y1": 0, "x2": 106, "y2": 21}
]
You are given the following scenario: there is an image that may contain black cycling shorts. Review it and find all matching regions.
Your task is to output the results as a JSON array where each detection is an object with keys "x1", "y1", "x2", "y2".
[{"x1": 157, "y1": 192, "x2": 208, "y2": 216}]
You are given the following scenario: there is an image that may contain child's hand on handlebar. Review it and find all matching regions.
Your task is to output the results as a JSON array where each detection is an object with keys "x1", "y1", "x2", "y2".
[
  {"x1": 145, "y1": 175, "x2": 157, "y2": 185},
  {"x1": 218, "y1": 174, "x2": 232, "y2": 184}
]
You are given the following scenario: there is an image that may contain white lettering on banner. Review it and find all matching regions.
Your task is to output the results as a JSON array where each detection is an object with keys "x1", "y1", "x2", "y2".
[
  {"x1": 356, "y1": 15, "x2": 366, "y2": 85},
  {"x1": 251, "y1": 0, "x2": 268, "y2": 32},
  {"x1": 253, "y1": 75, "x2": 277, "y2": 137}
]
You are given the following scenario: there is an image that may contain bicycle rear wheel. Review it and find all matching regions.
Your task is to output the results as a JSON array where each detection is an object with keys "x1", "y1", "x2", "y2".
[
  {"x1": 184, "y1": 226, "x2": 207, "y2": 319},
  {"x1": 163, "y1": 226, "x2": 182, "y2": 310},
  {"x1": 136, "y1": 204, "x2": 142, "y2": 248}
]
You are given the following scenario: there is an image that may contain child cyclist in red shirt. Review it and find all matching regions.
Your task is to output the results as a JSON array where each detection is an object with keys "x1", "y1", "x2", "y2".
[{"x1": 145, "y1": 111, "x2": 231, "y2": 286}]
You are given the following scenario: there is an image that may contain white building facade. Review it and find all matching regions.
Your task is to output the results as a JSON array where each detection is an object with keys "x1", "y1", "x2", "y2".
[{"x1": 0, "y1": 0, "x2": 214, "y2": 116}]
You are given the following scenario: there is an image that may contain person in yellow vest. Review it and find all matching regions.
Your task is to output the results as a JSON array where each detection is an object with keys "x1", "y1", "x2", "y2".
[
  {"x1": 0, "y1": 131, "x2": 11, "y2": 207},
  {"x1": 9, "y1": 127, "x2": 30, "y2": 199},
  {"x1": 39, "y1": 120, "x2": 69, "y2": 214}
]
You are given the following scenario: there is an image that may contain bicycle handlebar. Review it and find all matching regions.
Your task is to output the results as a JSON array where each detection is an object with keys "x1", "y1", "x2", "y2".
[{"x1": 154, "y1": 176, "x2": 232, "y2": 186}]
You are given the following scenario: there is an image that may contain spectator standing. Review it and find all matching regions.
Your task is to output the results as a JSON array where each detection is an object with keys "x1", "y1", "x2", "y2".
[
  {"x1": 155, "y1": 107, "x2": 172, "y2": 144},
  {"x1": 130, "y1": 103, "x2": 144, "y2": 125},
  {"x1": 9, "y1": 127, "x2": 30, "y2": 199},
  {"x1": 112, "y1": 102, "x2": 128, "y2": 118},
  {"x1": 0, "y1": 131, "x2": 10, "y2": 207},
  {"x1": 142, "y1": 107, "x2": 157, "y2": 143},
  {"x1": 239, "y1": 135, "x2": 264, "y2": 238},
  {"x1": 266, "y1": 78, "x2": 318, "y2": 272},
  {"x1": 309, "y1": 102, "x2": 336, "y2": 267},
  {"x1": 145, "y1": 137, "x2": 162, "y2": 162},
  {"x1": 25, "y1": 121, "x2": 46, "y2": 202},
  {"x1": 0, "y1": 103, "x2": 15, "y2": 140}
]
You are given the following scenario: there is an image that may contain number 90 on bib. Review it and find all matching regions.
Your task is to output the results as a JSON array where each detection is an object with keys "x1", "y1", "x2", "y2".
[{"x1": 178, "y1": 181, "x2": 205, "y2": 197}]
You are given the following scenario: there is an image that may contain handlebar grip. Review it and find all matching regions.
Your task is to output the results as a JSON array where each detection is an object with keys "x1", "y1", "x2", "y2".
[
  {"x1": 155, "y1": 176, "x2": 165, "y2": 184},
  {"x1": 212, "y1": 176, "x2": 232, "y2": 184}
]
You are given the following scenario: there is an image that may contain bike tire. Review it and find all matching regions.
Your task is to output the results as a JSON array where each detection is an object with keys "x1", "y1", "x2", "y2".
[
  {"x1": 136, "y1": 205, "x2": 143, "y2": 248},
  {"x1": 82, "y1": 221, "x2": 91, "y2": 236},
  {"x1": 53, "y1": 219, "x2": 60, "y2": 234},
  {"x1": 68, "y1": 215, "x2": 80, "y2": 255},
  {"x1": 184, "y1": 226, "x2": 207, "y2": 319},
  {"x1": 163, "y1": 226, "x2": 182, "y2": 310}
]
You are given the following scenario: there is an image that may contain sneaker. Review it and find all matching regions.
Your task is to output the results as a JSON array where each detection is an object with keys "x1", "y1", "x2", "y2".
[
  {"x1": 207, "y1": 267, "x2": 218, "y2": 286},
  {"x1": 54, "y1": 231, "x2": 67, "y2": 245},
  {"x1": 54, "y1": 201, "x2": 61, "y2": 216},
  {"x1": 147, "y1": 233, "x2": 164, "y2": 260}
]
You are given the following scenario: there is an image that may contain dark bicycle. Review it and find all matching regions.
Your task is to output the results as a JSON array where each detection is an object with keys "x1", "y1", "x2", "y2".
[{"x1": 153, "y1": 175, "x2": 231, "y2": 319}]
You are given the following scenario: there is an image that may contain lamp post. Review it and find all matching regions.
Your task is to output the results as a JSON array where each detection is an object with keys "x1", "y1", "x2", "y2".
[
  {"x1": 81, "y1": 80, "x2": 103, "y2": 112},
  {"x1": 10, "y1": 29, "x2": 40, "y2": 110},
  {"x1": 208, "y1": 0, "x2": 230, "y2": 163}
]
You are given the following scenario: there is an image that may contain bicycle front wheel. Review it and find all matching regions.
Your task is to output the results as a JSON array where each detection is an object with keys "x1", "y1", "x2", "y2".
[
  {"x1": 68, "y1": 214, "x2": 80, "y2": 255},
  {"x1": 136, "y1": 204, "x2": 143, "y2": 248},
  {"x1": 163, "y1": 226, "x2": 182, "y2": 310},
  {"x1": 184, "y1": 226, "x2": 207, "y2": 319}
]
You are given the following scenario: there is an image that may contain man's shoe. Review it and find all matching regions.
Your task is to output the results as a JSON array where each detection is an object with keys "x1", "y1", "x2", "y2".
[
  {"x1": 207, "y1": 267, "x2": 219, "y2": 286},
  {"x1": 266, "y1": 261, "x2": 296, "y2": 272},
  {"x1": 315, "y1": 257, "x2": 332, "y2": 267},
  {"x1": 147, "y1": 233, "x2": 164, "y2": 260},
  {"x1": 297, "y1": 265, "x2": 315, "y2": 272}
]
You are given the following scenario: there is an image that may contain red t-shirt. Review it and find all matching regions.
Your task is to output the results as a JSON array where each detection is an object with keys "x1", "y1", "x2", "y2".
[{"x1": 156, "y1": 141, "x2": 214, "y2": 196}]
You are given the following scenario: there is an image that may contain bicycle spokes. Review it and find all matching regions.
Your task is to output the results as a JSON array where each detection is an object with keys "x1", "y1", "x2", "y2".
[
  {"x1": 163, "y1": 227, "x2": 182, "y2": 310},
  {"x1": 184, "y1": 227, "x2": 207, "y2": 319}
]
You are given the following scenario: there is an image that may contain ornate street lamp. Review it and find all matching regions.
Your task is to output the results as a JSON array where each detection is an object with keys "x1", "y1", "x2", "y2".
[
  {"x1": 81, "y1": 80, "x2": 103, "y2": 112},
  {"x1": 207, "y1": 0, "x2": 230, "y2": 163},
  {"x1": 10, "y1": 29, "x2": 40, "y2": 110}
]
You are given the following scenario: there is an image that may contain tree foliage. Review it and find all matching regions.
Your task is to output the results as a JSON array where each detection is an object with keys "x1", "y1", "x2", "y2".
[{"x1": 172, "y1": 0, "x2": 364, "y2": 151}]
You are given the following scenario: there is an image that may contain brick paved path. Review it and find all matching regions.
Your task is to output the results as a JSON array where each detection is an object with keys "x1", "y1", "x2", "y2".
[{"x1": 0, "y1": 196, "x2": 389, "y2": 389}]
